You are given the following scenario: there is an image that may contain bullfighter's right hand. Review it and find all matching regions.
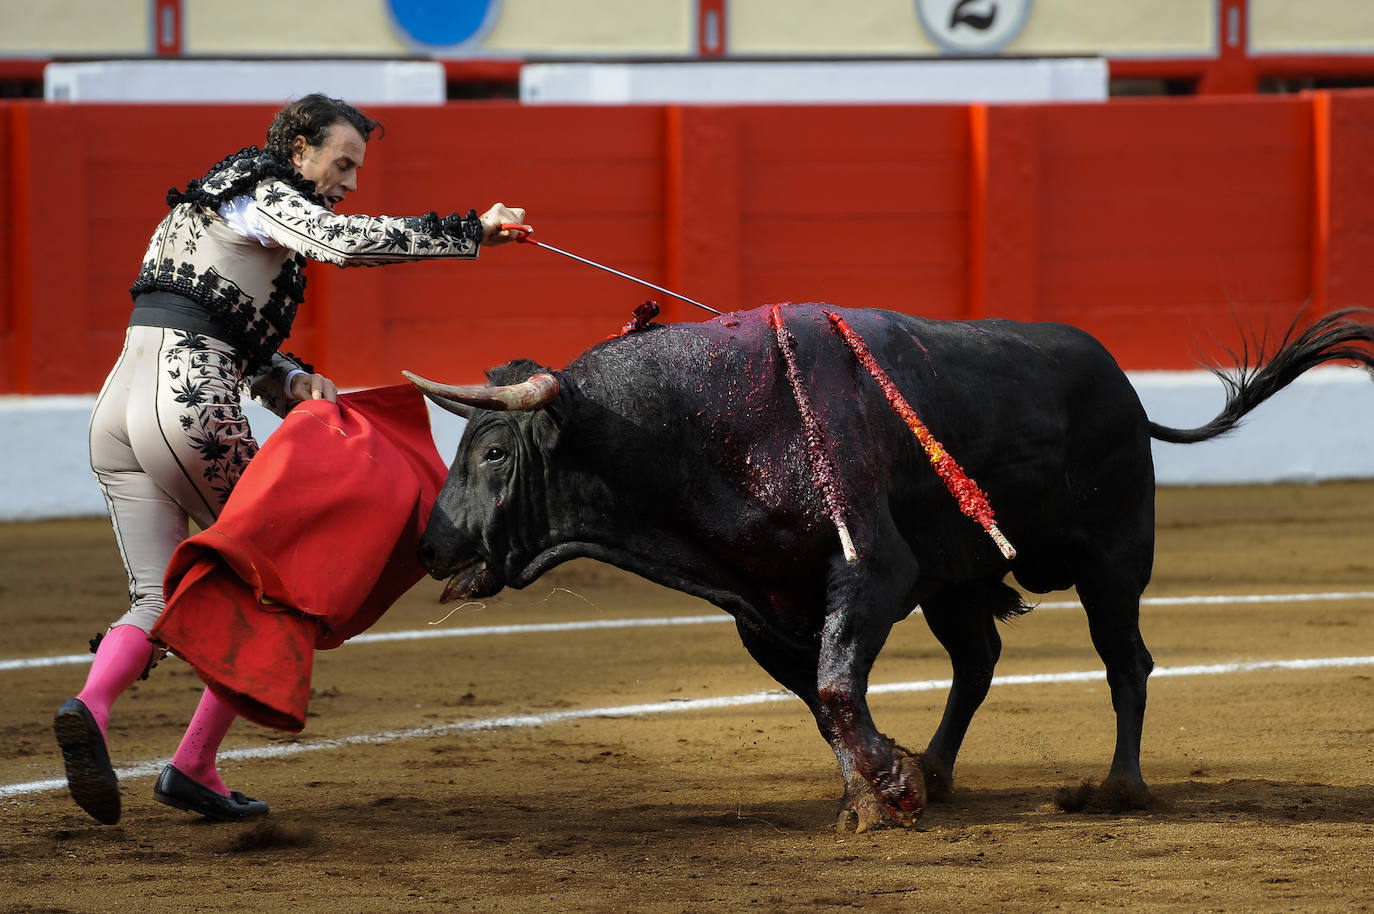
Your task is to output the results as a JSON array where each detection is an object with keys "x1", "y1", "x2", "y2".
[{"x1": 478, "y1": 203, "x2": 527, "y2": 246}]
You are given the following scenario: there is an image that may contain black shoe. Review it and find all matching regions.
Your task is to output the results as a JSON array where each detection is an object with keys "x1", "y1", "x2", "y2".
[
  {"x1": 53, "y1": 698, "x2": 121, "y2": 826},
  {"x1": 153, "y1": 764, "x2": 269, "y2": 821}
]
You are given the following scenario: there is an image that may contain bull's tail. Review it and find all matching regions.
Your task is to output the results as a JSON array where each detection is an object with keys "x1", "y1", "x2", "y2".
[{"x1": 1148, "y1": 308, "x2": 1374, "y2": 445}]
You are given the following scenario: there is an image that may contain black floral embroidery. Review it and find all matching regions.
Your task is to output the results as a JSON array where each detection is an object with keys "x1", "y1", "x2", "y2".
[
  {"x1": 167, "y1": 147, "x2": 327, "y2": 211},
  {"x1": 255, "y1": 203, "x2": 480, "y2": 269},
  {"x1": 163, "y1": 332, "x2": 258, "y2": 507},
  {"x1": 170, "y1": 376, "x2": 208, "y2": 409},
  {"x1": 132, "y1": 148, "x2": 479, "y2": 374},
  {"x1": 188, "y1": 433, "x2": 231, "y2": 465}
]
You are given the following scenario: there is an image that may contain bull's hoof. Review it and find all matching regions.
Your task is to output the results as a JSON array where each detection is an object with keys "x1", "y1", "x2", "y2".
[
  {"x1": 835, "y1": 750, "x2": 927, "y2": 834},
  {"x1": 918, "y1": 752, "x2": 955, "y2": 803},
  {"x1": 837, "y1": 771, "x2": 890, "y2": 834},
  {"x1": 885, "y1": 750, "x2": 927, "y2": 825},
  {"x1": 1054, "y1": 775, "x2": 1152, "y2": 814},
  {"x1": 1097, "y1": 774, "x2": 1153, "y2": 812}
]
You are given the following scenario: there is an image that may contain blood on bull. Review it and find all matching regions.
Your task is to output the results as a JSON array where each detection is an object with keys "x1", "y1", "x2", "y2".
[{"x1": 406, "y1": 303, "x2": 1374, "y2": 833}]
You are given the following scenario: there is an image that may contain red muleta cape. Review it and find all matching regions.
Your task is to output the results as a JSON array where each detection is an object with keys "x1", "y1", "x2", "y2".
[{"x1": 150, "y1": 384, "x2": 448, "y2": 732}]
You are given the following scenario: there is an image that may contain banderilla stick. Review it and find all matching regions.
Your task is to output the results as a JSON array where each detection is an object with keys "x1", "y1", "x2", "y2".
[
  {"x1": 769, "y1": 305, "x2": 858, "y2": 562},
  {"x1": 827, "y1": 311, "x2": 1017, "y2": 560}
]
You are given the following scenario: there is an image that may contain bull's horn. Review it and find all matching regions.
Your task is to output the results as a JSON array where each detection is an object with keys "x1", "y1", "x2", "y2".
[{"x1": 403, "y1": 370, "x2": 559, "y2": 413}]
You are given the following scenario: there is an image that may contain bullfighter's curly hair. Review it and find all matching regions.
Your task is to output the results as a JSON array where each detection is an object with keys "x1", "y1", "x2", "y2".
[{"x1": 264, "y1": 93, "x2": 383, "y2": 161}]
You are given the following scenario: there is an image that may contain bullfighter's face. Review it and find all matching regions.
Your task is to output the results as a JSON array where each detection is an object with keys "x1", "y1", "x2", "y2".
[{"x1": 291, "y1": 121, "x2": 365, "y2": 211}]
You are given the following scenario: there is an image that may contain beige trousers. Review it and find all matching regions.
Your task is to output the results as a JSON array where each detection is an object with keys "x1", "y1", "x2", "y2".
[{"x1": 88, "y1": 326, "x2": 259, "y2": 633}]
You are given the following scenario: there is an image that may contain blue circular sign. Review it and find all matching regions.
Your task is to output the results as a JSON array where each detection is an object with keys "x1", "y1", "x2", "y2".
[{"x1": 388, "y1": 0, "x2": 500, "y2": 49}]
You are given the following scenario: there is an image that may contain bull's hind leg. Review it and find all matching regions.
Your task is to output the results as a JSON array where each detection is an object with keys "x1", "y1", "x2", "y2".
[
  {"x1": 918, "y1": 580, "x2": 1024, "y2": 801},
  {"x1": 1062, "y1": 399, "x2": 1157, "y2": 809},
  {"x1": 1076, "y1": 573, "x2": 1154, "y2": 809}
]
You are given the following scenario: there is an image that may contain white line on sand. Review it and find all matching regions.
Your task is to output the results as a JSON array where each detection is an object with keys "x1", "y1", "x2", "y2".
[
  {"x1": 4, "y1": 653, "x2": 1372, "y2": 800},
  {"x1": 4, "y1": 589, "x2": 1372, "y2": 673}
]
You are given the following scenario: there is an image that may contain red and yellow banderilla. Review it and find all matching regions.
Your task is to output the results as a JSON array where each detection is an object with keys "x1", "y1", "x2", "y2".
[{"x1": 827, "y1": 311, "x2": 1016, "y2": 560}]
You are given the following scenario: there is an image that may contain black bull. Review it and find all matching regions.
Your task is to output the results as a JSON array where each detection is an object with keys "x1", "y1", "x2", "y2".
[{"x1": 406, "y1": 303, "x2": 1374, "y2": 832}]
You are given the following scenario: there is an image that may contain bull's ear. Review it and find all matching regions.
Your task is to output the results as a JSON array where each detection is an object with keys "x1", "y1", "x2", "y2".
[{"x1": 531, "y1": 407, "x2": 561, "y2": 452}]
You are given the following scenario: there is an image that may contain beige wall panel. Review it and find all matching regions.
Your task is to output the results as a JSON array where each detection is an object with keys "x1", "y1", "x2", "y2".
[
  {"x1": 730, "y1": 0, "x2": 940, "y2": 54},
  {"x1": 186, "y1": 0, "x2": 691, "y2": 57},
  {"x1": 1010, "y1": 0, "x2": 1214, "y2": 55},
  {"x1": 481, "y1": 0, "x2": 692, "y2": 54},
  {"x1": 14, "y1": 0, "x2": 1373, "y2": 62},
  {"x1": 1251, "y1": 0, "x2": 1374, "y2": 53},
  {"x1": 0, "y1": 1, "x2": 148, "y2": 54},
  {"x1": 185, "y1": 0, "x2": 411, "y2": 55},
  {"x1": 731, "y1": 0, "x2": 1214, "y2": 56}
]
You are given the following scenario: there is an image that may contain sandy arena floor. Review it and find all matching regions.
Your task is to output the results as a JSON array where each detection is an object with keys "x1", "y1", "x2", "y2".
[{"x1": 1, "y1": 482, "x2": 1372, "y2": 913}]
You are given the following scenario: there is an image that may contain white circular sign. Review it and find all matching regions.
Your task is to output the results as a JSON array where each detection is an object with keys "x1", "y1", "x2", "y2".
[{"x1": 915, "y1": 0, "x2": 1033, "y2": 54}]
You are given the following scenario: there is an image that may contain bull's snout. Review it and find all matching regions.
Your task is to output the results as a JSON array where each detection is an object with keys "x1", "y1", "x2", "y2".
[
  {"x1": 416, "y1": 533, "x2": 507, "y2": 603},
  {"x1": 417, "y1": 536, "x2": 446, "y2": 579}
]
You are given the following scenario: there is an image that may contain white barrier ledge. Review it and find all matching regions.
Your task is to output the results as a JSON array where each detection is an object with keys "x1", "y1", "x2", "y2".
[
  {"x1": 43, "y1": 59, "x2": 447, "y2": 105},
  {"x1": 520, "y1": 58, "x2": 1108, "y2": 105},
  {"x1": 1141, "y1": 366, "x2": 1374, "y2": 485},
  {"x1": 1, "y1": 366, "x2": 1371, "y2": 521}
]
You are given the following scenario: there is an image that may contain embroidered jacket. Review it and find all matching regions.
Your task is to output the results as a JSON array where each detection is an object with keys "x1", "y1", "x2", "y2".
[{"x1": 129, "y1": 147, "x2": 483, "y2": 411}]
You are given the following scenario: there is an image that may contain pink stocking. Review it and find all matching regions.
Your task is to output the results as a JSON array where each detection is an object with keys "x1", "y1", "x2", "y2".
[
  {"x1": 76, "y1": 624, "x2": 156, "y2": 737},
  {"x1": 170, "y1": 687, "x2": 238, "y2": 795}
]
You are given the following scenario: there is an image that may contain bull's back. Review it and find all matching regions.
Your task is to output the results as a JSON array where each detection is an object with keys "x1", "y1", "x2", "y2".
[
  {"x1": 813, "y1": 308, "x2": 1156, "y2": 579},
  {"x1": 573, "y1": 304, "x2": 1152, "y2": 534},
  {"x1": 800, "y1": 308, "x2": 1148, "y2": 458},
  {"x1": 575, "y1": 304, "x2": 1147, "y2": 476}
]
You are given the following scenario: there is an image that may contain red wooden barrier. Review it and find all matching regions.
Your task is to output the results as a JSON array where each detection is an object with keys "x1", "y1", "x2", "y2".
[
  {"x1": 0, "y1": 106, "x2": 14, "y2": 394},
  {"x1": 1034, "y1": 96, "x2": 1316, "y2": 368},
  {"x1": 3, "y1": 92, "x2": 1373, "y2": 394}
]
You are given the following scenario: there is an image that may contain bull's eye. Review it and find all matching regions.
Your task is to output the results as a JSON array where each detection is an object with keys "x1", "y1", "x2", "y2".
[{"x1": 482, "y1": 445, "x2": 507, "y2": 464}]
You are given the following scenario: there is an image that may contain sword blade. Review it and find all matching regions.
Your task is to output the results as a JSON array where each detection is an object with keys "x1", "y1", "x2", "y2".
[{"x1": 524, "y1": 239, "x2": 722, "y2": 317}]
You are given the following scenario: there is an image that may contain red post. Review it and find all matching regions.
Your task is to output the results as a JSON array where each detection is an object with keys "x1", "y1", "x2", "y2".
[
  {"x1": 698, "y1": 0, "x2": 726, "y2": 57},
  {"x1": 664, "y1": 106, "x2": 742, "y2": 320},
  {"x1": 154, "y1": 0, "x2": 182, "y2": 56},
  {"x1": 1310, "y1": 92, "x2": 1332, "y2": 315},
  {"x1": 5, "y1": 103, "x2": 32, "y2": 393},
  {"x1": 9, "y1": 104, "x2": 90, "y2": 393},
  {"x1": 1199, "y1": 0, "x2": 1256, "y2": 94},
  {"x1": 1311, "y1": 89, "x2": 1374, "y2": 315},
  {"x1": 967, "y1": 104, "x2": 1039, "y2": 323}
]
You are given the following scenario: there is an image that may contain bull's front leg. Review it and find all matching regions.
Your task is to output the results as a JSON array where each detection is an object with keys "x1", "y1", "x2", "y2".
[{"x1": 815, "y1": 604, "x2": 926, "y2": 833}]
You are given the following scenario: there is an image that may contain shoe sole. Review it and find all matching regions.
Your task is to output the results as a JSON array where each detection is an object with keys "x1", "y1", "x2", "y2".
[{"x1": 53, "y1": 702, "x2": 121, "y2": 826}]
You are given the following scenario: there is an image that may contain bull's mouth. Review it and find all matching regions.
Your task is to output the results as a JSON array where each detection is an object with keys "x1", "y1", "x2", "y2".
[{"x1": 438, "y1": 553, "x2": 506, "y2": 603}]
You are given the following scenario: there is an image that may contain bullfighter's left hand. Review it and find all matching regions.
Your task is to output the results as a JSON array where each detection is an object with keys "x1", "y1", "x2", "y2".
[{"x1": 290, "y1": 372, "x2": 338, "y2": 403}]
